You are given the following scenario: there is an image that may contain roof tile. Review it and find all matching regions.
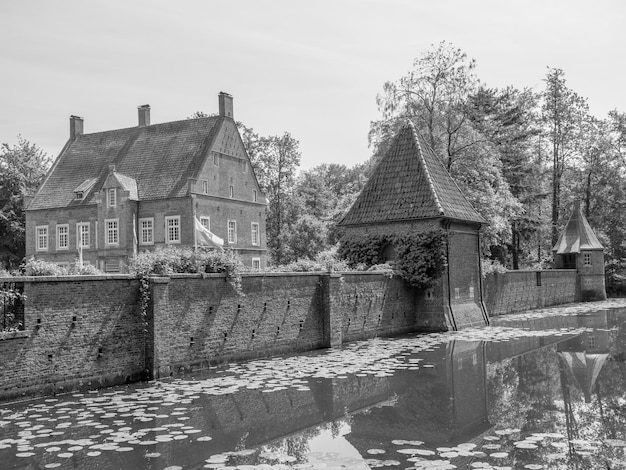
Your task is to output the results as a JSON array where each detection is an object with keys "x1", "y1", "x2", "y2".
[{"x1": 339, "y1": 121, "x2": 485, "y2": 226}]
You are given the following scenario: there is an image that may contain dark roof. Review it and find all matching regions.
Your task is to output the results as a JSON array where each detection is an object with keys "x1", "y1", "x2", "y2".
[
  {"x1": 29, "y1": 116, "x2": 222, "y2": 210},
  {"x1": 553, "y1": 201, "x2": 604, "y2": 253},
  {"x1": 339, "y1": 121, "x2": 486, "y2": 226}
]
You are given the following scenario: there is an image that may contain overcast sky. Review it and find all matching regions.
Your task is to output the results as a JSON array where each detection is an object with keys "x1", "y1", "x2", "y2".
[{"x1": 1, "y1": 0, "x2": 625, "y2": 170}]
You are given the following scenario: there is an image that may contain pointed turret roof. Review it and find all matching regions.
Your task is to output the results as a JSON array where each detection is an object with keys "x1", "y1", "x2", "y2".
[
  {"x1": 553, "y1": 201, "x2": 604, "y2": 254},
  {"x1": 339, "y1": 121, "x2": 485, "y2": 226}
]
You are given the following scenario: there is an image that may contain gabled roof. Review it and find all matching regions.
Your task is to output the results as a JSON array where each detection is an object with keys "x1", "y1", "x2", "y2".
[
  {"x1": 29, "y1": 116, "x2": 223, "y2": 210},
  {"x1": 339, "y1": 121, "x2": 486, "y2": 226},
  {"x1": 553, "y1": 201, "x2": 604, "y2": 254},
  {"x1": 110, "y1": 172, "x2": 138, "y2": 201}
]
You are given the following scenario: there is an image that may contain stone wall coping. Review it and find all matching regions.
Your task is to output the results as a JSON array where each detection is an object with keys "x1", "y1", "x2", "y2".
[
  {"x1": 0, "y1": 331, "x2": 30, "y2": 341},
  {"x1": 0, "y1": 275, "x2": 134, "y2": 283}
]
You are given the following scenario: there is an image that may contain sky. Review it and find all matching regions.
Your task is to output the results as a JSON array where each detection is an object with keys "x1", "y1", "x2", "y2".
[{"x1": 1, "y1": 0, "x2": 625, "y2": 171}]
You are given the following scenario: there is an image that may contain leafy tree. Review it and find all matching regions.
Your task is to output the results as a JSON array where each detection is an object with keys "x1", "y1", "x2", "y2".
[
  {"x1": 370, "y1": 42, "x2": 519, "y2": 254},
  {"x1": 467, "y1": 86, "x2": 546, "y2": 268},
  {"x1": 0, "y1": 137, "x2": 50, "y2": 269},
  {"x1": 542, "y1": 68, "x2": 589, "y2": 246}
]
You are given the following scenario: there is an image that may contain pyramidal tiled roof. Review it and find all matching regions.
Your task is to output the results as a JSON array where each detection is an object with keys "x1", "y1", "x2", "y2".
[
  {"x1": 339, "y1": 121, "x2": 486, "y2": 226},
  {"x1": 29, "y1": 116, "x2": 223, "y2": 210},
  {"x1": 553, "y1": 201, "x2": 604, "y2": 254}
]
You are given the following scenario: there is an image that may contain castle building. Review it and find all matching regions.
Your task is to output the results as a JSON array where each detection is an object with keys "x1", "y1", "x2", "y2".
[
  {"x1": 552, "y1": 201, "x2": 606, "y2": 300},
  {"x1": 338, "y1": 121, "x2": 488, "y2": 330},
  {"x1": 25, "y1": 93, "x2": 268, "y2": 273}
]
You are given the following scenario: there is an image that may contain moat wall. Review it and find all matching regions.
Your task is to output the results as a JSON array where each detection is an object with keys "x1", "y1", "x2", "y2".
[{"x1": 1, "y1": 269, "x2": 579, "y2": 401}]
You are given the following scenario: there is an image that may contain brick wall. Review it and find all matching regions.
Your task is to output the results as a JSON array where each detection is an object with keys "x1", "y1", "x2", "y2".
[
  {"x1": 0, "y1": 276, "x2": 145, "y2": 402},
  {"x1": 0, "y1": 268, "x2": 581, "y2": 401},
  {"x1": 483, "y1": 270, "x2": 577, "y2": 316}
]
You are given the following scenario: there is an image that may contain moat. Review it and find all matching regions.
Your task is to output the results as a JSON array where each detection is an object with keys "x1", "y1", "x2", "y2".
[{"x1": 2, "y1": 302, "x2": 626, "y2": 470}]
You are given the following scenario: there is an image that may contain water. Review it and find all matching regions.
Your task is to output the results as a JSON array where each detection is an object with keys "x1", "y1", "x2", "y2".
[{"x1": 2, "y1": 304, "x2": 626, "y2": 469}]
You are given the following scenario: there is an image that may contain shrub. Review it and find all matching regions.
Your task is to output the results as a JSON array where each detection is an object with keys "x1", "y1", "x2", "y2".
[
  {"x1": 269, "y1": 249, "x2": 353, "y2": 273},
  {"x1": 21, "y1": 257, "x2": 102, "y2": 276},
  {"x1": 481, "y1": 258, "x2": 508, "y2": 277},
  {"x1": 128, "y1": 247, "x2": 244, "y2": 295}
]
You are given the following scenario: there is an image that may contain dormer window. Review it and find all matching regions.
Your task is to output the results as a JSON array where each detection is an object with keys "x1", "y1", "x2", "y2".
[
  {"x1": 108, "y1": 188, "x2": 116, "y2": 207},
  {"x1": 73, "y1": 178, "x2": 96, "y2": 201}
]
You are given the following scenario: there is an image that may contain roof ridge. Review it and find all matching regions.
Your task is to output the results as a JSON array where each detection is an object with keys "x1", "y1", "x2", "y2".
[
  {"x1": 75, "y1": 115, "x2": 223, "y2": 138},
  {"x1": 407, "y1": 120, "x2": 444, "y2": 216}
]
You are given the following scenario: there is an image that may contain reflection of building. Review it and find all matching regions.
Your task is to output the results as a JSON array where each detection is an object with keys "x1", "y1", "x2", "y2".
[
  {"x1": 338, "y1": 122, "x2": 488, "y2": 330},
  {"x1": 557, "y1": 311, "x2": 611, "y2": 403},
  {"x1": 553, "y1": 201, "x2": 606, "y2": 301},
  {"x1": 344, "y1": 340, "x2": 490, "y2": 452}
]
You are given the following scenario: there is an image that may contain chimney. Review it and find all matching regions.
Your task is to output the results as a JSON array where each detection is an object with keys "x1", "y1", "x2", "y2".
[
  {"x1": 70, "y1": 115, "x2": 84, "y2": 140},
  {"x1": 218, "y1": 92, "x2": 234, "y2": 119},
  {"x1": 138, "y1": 104, "x2": 150, "y2": 127}
]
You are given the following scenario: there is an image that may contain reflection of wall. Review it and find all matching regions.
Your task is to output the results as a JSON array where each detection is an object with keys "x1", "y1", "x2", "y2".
[{"x1": 345, "y1": 340, "x2": 489, "y2": 451}]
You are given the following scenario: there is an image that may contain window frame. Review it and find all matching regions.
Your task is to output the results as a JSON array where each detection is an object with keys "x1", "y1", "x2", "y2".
[
  {"x1": 56, "y1": 224, "x2": 69, "y2": 251},
  {"x1": 252, "y1": 257, "x2": 261, "y2": 270},
  {"x1": 104, "y1": 218, "x2": 119, "y2": 246},
  {"x1": 251, "y1": 222, "x2": 260, "y2": 246},
  {"x1": 202, "y1": 180, "x2": 208, "y2": 194},
  {"x1": 253, "y1": 190, "x2": 257, "y2": 202},
  {"x1": 213, "y1": 153, "x2": 219, "y2": 167},
  {"x1": 36, "y1": 225, "x2": 48, "y2": 252},
  {"x1": 200, "y1": 216, "x2": 210, "y2": 232},
  {"x1": 76, "y1": 222, "x2": 90, "y2": 249},
  {"x1": 227, "y1": 220, "x2": 237, "y2": 244},
  {"x1": 107, "y1": 188, "x2": 116, "y2": 208},
  {"x1": 583, "y1": 252, "x2": 592, "y2": 266},
  {"x1": 138, "y1": 217, "x2": 154, "y2": 246},
  {"x1": 165, "y1": 216, "x2": 181, "y2": 244},
  {"x1": 229, "y1": 185, "x2": 234, "y2": 198}
]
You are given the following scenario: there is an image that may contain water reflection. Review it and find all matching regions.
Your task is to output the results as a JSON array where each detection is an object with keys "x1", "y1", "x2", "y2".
[{"x1": 1, "y1": 308, "x2": 626, "y2": 469}]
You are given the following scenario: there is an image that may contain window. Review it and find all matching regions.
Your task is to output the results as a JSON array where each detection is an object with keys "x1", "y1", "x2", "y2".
[
  {"x1": 107, "y1": 188, "x2": 116, "y2": 207},
  {"x1": 139, "y1": 218, "x2": 154, "y2": 245},
  {"x1": 229, "y1": 185, "x2": 234, "y2": 198},
  {"x1": 454, "y1": 287, "x2": 460, "y2": 300},
  {"x1": 200, "y1": 217, "x2": 210, "y2": 231},
  {"x1": 105, "y1": 219, "x2": 119, "y2": 246},
  {"x1": 251, "y1": 222, "x2": 259, "y2": 246},
  {"x1": 56, "y1": 224, "x2": 69, "y2": 250},
  {"x1": 253, "y1": 190, "x2": 257, "y2": 202},
  {"x1": 584, "y1": 252, "x2": 592, "y2": 266},
  {"x1": 252, "y1": 258, "x2": 261, "y2": 270},
  {"x1": 202, "y1": 180, "x2": 208, "y2": 194},
  {"x1": 227, "y1": 220, "x2": 237, "y2": 244},
  {"x1": 36, "y1": 226, "x2": 48, "y2": 251},
  {"x1": 469, "y1": 286, "x2": 474, "y2": 299},
  {"x1": 77, "y1": 222, "x2": 90, "y2": 248},
  {"x1": 75, "y1": 192, "x2": 83, "y2": 200},
  {"x1": 213, "y1": 153, "x2": 219, "y2": 166},
  {"x1": 165, "y1": 216, "x2": 180, "y2": 244}
]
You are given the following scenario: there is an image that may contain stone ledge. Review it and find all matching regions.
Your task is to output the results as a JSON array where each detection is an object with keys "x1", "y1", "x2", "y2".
[{"x1": 0, "y1": 331, "x2": 30, "y2": 341}]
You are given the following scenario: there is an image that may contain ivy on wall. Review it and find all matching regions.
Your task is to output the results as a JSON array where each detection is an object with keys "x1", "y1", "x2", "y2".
[{"x1": 337, "y1": 230, "x2": 447, "y2": 289}]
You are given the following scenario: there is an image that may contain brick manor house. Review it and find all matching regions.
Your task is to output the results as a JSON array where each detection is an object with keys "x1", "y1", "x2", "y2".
[{"x1": 25, "y1": 93, "x2": 268, "y2": 273}]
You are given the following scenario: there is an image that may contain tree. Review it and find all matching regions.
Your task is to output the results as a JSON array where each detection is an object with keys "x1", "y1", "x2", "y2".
[
  {"x1": 542, "y1": 68, "x2": 589, "y2": 246},
  {"x1": 373, "y1": 41, "x2": 480, "y2": 170},
  {"x1": 370, "y1": 42, "x2": 520, "y2": 254},
  {"x1": 467, "y1": 86, "x2": 546, "y2": 268},
  {"x1": 0, "y1": 137, "x2": 51, "y2": 269}
]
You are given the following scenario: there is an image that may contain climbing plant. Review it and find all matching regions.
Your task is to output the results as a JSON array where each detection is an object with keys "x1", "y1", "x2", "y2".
[{"x1": 337, "y1": 230, "x2": 447, "y2": 289}]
